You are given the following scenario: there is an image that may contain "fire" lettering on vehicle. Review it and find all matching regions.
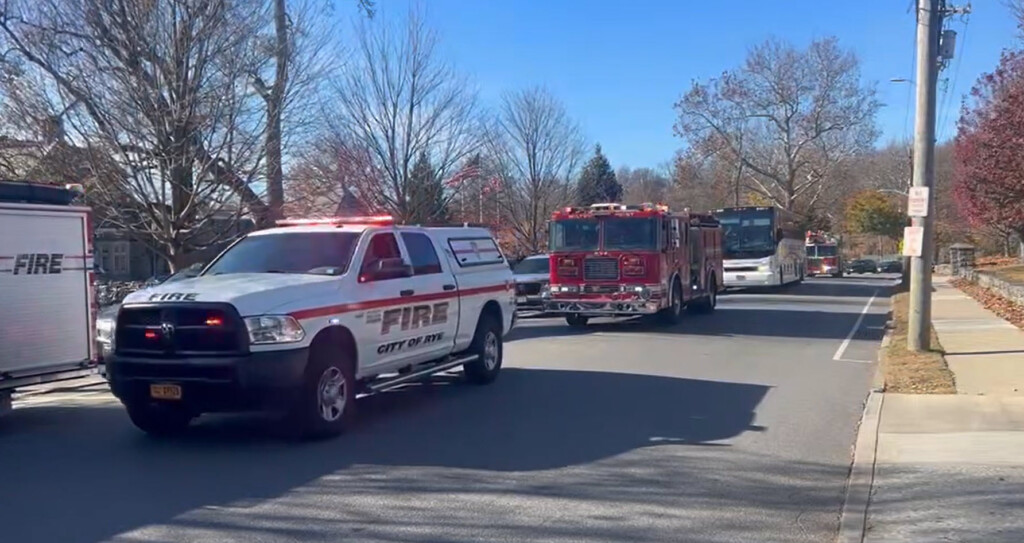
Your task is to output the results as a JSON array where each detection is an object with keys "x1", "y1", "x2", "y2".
[{"x1": 380, "y1": 302, "x2": 448, "y2": 335}]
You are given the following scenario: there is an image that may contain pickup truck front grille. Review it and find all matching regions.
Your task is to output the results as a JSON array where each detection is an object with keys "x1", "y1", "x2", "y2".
[
  {"x1": 516, "y1": 282, "x2": 543, "y2": 296},
  {"x1": 115, "y1": 303, "x2": 248, "y2": 358},
  {"x1": 584, "y1": 258, "x2": 619, "y2": 281}
]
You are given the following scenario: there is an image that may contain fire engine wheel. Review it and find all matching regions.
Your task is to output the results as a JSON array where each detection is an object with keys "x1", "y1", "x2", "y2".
[
  {"x1": 125, "y1": 403, "x2": 194, "y2": 437},
  {"x1": 464, "y1": 313, "x2": 503, "y2": 385},
  {"x1": 285, "y1": 345, "x2": 356, "y2": 440},
  {"x1": 658, "y1": 278, "x2": 684, "y2": 325},
  {"x1": 690, "y1": 278, "x2": 717, "y2": 314},
  {"x1": 565, "y1": 314, "x2": 589, "y2": 327},
  {"x1": 832, "y1": 270, "x2": 844, "y2": 278}
]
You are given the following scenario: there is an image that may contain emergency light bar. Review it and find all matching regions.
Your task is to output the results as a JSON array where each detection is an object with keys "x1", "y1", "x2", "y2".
[{"x1": 276, "y1": 215, "x2": 395, "y2": 227}]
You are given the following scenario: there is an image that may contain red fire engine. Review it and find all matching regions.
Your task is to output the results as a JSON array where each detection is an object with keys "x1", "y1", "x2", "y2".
[
  {"x1": 543, "y1": 202, "x2": 724, "y2": 326},
  {"x1": 805, "y1": 230, "x2": 843, "y2": 278}
]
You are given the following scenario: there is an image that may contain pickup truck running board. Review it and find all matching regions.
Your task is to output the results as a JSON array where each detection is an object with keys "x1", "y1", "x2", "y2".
[{"x1": 364, "y1": 353, "x2": 479, "y2": 394}]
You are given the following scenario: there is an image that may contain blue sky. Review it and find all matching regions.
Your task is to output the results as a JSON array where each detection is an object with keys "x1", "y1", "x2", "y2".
[{"x1": 333, "y1": 0, "x2": 1018, "y2": 170}]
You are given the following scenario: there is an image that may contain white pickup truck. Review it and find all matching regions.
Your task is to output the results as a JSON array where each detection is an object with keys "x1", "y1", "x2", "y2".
[
  {"x1": 105, "y1": 217, "x2": 516, "y2": 439},
  {"x1": 1, "y1": 181, "x2": 97, "y2": 415}
]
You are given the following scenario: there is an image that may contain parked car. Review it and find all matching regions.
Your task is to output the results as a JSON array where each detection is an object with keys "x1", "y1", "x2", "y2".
[
  {"x1": 845, "y1": 259, "x2": 878, "y2": 274},
  {"x1": 513, "y1": 254, "x2": 549, "y2": 311},
  {"x1": 878, "y1": 259, "x2": 904, "y2": 273}
]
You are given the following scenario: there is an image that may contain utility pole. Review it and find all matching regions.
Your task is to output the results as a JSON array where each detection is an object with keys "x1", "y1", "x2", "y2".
[{"x1": 907, "y1": 0, "x2": 970, "y2": 351}]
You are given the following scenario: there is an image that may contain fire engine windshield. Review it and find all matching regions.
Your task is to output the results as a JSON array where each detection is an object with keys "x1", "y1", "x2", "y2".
[
  {"x1": 205, "y1": 232, "x2": 360, "y2": 276},
  {"x1": 602, "y1": 217, "x2": 658, "y2": 250},
  {"x1": 549, "y1": 219, "x2": 599, "y2": 251},
  {"x1": 809, "y1": 245, "x2": 838, "y2": 257}
]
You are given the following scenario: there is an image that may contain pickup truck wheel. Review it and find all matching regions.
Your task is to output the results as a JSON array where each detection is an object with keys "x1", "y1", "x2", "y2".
[
  {"x1": 125, "y1": 403, "x2": 193, "y2": 437},
  {"x1": 286, "y1": 348, "x2": 356, "y2": 440},
  {"x1": 464, "y1": 314, "x2": 503, "y2": 385},
  {"x1": 658, "y1": 279, "x2": 684, "y2": 325},
  {"x1": 565, "y1": 314, "x2": 589, "y2": 327}
]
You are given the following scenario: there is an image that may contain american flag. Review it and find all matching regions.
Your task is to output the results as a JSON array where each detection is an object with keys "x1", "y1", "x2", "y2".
[{"x1": 443, "y1": 164, "x2": 482, "y2": 188}]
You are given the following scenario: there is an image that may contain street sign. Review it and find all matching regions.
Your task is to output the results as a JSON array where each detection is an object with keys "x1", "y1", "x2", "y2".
[
  {"x1": 907, "y1": 186, "x2": 930, "y2": 217},
  {"x1": 902, "y1": 226, "x2": 924, "y2": 257}
]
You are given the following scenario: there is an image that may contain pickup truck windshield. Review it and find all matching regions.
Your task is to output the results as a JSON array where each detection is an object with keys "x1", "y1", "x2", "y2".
[
  {"x1": 205, "y1": 232, "x2": 360, "y2": 276},
  {"x1": 514, "y1": 257, "x2": 549, "y2": 275}
]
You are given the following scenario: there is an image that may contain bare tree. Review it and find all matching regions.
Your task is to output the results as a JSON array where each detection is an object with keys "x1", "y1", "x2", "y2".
[
  {"x1": 860, "y1": 140, "x2": 913, "y2": 196},
  {"x1": 249, "y1": 0, "x2": 373, "y2": 223},
  {"x1": 617, "y1": 166, "x2": 671, "y2": 205},
  {"x1": 0, "y1": 0, "x2": 269, "y2": 269},
  {"x1": 486, "y1": 87, "x2": 584, "y2": 253},
  {"x1": 674, "y1": 37, "x2": 880, "y2": 215},
  {"x1": 329, "y1": 10, "x2": 481, "y2": 221}
]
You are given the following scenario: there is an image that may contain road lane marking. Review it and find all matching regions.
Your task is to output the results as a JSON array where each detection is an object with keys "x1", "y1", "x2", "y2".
[{"x1": 833, "y1": 290, "x2": 879, "y2": 362}]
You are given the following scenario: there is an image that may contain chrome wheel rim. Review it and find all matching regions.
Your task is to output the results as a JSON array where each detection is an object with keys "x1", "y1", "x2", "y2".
[
  {"x1": 317, "y1": 367, "x2": 347, "y2": 422},
  {"x1": 483, "y1": 331, "x2": 499, "y2": 371}
]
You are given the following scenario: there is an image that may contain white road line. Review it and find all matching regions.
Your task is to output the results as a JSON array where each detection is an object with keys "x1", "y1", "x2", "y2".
[{"x1": 833, "y1": 290, "x2": 879, "y2": 362}]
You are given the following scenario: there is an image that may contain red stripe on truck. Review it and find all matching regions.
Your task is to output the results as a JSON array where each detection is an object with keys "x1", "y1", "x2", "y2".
[{"x1": 289, "y1": 283, "x2": 512, "y2": 321}]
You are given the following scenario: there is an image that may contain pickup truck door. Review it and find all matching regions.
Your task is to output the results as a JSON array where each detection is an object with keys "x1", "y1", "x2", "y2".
[
  {"x1": 393, "y1": 231, "x2": 459, "y2": 363},
  {"x1": 355, "y1": 231, "x2": 423, "y2": 371}
]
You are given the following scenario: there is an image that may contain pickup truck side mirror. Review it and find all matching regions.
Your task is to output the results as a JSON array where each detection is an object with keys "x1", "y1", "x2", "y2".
[{"x1": 362, "y1": 257, "x2": 413, "y2": 281}]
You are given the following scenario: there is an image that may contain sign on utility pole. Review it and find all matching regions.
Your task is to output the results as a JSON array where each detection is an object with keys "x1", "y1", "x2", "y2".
[
  {"x1": 903, "y1": 226, "x2": 924, "y2": 257},
  {"x1": 907, "y1": 187, "x2": 930, "y2": 217}
]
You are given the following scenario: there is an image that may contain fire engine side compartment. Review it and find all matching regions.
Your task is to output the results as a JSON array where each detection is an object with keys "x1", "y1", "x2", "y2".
[{"x1": 0, "y1": 203, "x2": 96, "y2": 395}]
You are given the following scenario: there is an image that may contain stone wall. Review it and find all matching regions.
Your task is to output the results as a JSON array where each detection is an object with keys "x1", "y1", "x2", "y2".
[{"x1": 957, "y1": 269, "x2": 1024, "y2": 306}]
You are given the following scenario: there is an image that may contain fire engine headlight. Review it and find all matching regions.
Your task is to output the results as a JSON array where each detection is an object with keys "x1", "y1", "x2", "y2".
[
  {"x1": 245, "y1": 315, "x2": 305, "y2": 345},
  {"x1": 551, "y1": 284, "x2": 579, "y2": 294},
  {"x1": 624, "y1": 285, "x2": 651, "y2": 300}
]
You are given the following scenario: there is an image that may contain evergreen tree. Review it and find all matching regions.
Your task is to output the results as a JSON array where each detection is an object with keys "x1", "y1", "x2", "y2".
[
  {"x1": 576, "y1": 144, "x2": 623, "y2": 205},
  {"x1": 406, "y1": 151, "x2": 449, "y2": 223}
]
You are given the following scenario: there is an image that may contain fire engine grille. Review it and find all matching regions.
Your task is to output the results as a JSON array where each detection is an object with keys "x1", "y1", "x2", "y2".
[
  {"x1": 584, "y1": 257, "x2": 619, "y2": 281},
  {"x1": 516, "y1": 282, "x2": 543, "y2": 296},
  {"x1": 115, "y1": 304, "x2": 247, "y2": 358}
]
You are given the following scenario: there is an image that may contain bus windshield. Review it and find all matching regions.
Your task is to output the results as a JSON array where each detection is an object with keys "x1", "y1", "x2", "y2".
[
  {"x1": 549, "y1": 217, "x2": 658, "y2": 252},
  {"x1": 715, "y1": 209, "x2": 776, "y2": 259}
]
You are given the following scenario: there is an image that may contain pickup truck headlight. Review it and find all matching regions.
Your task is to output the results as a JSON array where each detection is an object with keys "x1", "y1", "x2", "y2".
[
  {"x1": 245, "y1": 315, "x2": 305, "y2": 345},
  {"x1": 757, "y1": 264, "x2": 770, "y2": 272},
  {"x1": 96, "y1": 317, "x2": 115, "y2": 343}
]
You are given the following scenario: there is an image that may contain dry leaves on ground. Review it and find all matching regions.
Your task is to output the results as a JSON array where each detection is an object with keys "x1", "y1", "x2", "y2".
[
  {"x1": 882, "y1": 291, "x2": 957, "y2": 394},
  {"x1": 951, "y1": 278, "x2": 1024, "y2": 330}
]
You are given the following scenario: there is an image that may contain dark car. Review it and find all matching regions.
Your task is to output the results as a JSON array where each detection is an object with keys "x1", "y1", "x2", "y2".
[
  {"x1": 878, "y1": 259, "x2": 903, "y2": 273},
  {"x1": 845, "y1": 259, "x2": 878, "y2": 274}
]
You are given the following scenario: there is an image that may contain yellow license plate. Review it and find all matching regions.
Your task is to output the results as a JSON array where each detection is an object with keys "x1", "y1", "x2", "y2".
[{"x1": 150, "y1": 384, "x2": 182, "y2": 400}]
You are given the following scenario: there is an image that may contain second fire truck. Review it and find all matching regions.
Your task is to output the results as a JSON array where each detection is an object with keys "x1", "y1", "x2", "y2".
[
  {"x1": 543, "y1": 202, "x2": 724, "y2": 326},
  {"x1": 805, "y1": 231, "x2": 843, "y2": 278}
]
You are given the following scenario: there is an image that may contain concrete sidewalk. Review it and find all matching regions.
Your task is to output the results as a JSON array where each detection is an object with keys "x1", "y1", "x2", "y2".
[{"x1": 859, "y1": 277, "x2": 1024, "y2": 542}]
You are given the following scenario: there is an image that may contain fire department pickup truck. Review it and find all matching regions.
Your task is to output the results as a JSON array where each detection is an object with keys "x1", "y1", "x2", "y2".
[{"x1": 105, "y1": 216, "x2": 516, "y2": 439}]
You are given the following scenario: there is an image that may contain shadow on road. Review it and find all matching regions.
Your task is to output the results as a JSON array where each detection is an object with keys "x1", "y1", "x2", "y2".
[
  {"x1": 507, "y1": 307, "x2": 890, "y2": 343},
  {"x1": 730, "y1": 276, "x2": 900, "y2": 298},
  {"x1": 0, "y1": 368, "x2": 769, "y2": 543}
]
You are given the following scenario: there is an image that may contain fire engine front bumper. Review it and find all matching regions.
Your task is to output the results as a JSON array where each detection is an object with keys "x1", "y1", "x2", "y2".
[{"x1": 544, "y1": 298, "x2": 663, "y2": 316}]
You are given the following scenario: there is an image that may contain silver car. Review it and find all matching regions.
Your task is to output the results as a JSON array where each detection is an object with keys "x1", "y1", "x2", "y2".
[{"x1": 512, "y1": 254, "x2": 550, "y2": 311}]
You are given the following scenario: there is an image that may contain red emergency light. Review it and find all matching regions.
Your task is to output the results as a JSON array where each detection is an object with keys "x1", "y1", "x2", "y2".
[{"x1": 276, "y1": 215, "x2": 395, "y2": 227}]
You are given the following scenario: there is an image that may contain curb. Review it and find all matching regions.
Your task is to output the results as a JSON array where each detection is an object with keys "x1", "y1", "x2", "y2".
[
  {"x1": 13, "y1": 376, "x2": 108, "y2": 398},
  {"x1": 838, "y1": 391, "x2": 884, "y2": 543}
]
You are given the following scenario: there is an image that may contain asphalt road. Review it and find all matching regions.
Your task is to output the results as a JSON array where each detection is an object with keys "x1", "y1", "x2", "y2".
[{"x1": 1, "y1": 274, "x2": 898, "y2": 543}]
